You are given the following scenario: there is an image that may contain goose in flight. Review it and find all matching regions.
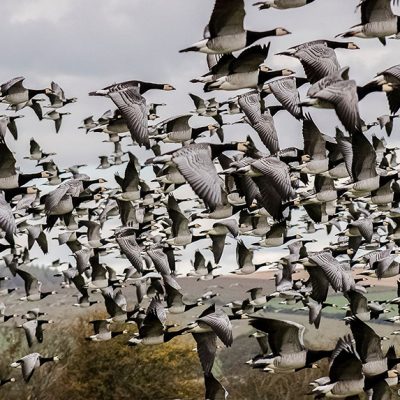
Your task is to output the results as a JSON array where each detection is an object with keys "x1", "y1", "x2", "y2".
[
  {"x1": 179, "y1": 0, "x2": 290, "y2": 54},
  {"x1": 89, "y1": 80, "x2": 175, "y2": 148},
  {"x1": 10, "y1": 353, "x2": 59, "y2": 382},
  {"x1": 337, "y1": 0, "x2": 400, "y2": 45}
]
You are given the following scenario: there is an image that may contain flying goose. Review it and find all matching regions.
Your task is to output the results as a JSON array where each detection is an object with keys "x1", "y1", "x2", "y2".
[
  {"x1": 337, "y1": 0, "x2": 400, "y2": 45},
  {"x1": 235, "y1": 156, "x2": 296, "y2": 220},
  {"x1": 278, "y1": 40, "x2": 359, "y2": 84},
  {"x1": 10, "y1": 353, "x2": 59, "y2": 382},
  {"x1": 19, "y1": 319, "x2": 54, "y2": 347},
  {"x1": 238, "y1": 91, "x2": 280, "y2": 153},
  {"x1": 264, "y1": 76, "x2": 306, "y2": 119},
  {"x1": 86, "y1": 320, "x2": 127, "y2": 341},
  {"x1": 0, "y1": 77, "x2": 52, "y2": 110},
  {"x1": 179, "y1": 0, "x2": 290, "y2": 54},
  {"x1": 300, "y1": 72, "x2": 362, "y2": 135},
  {"x1": 372, "y1": 64, "x2": 400, "y2": 114},
  {"x1": 128, "y1": 297, "x2": 188, "y2": 345},
  {"x1": 43, "y1": 110, "x2": 71, "y2": 133},
  {"x1": 186, "y1": 305, "x2": 233, "y2": 374},
  {"x1": 203, "y1": 44, "x2": 294, "y2": 92},
  {"x1": 311, "y1": 335, "x2": 364, "y2": 398},
  {"x1": 89, "y1": 80, "x2": 175, "y2": 148},
  {"x1": 150, "y1": 142, "x2": 248, "y2": 211},
  {"x1": 16, "y1": 269, "x2": 57, "y2": 301},
  {"x1": 249, "y1": 317, "x2": 332, "y2": 372},
  {"x1": 346, "y1": 317, "x2": 400, "y2": 379}
]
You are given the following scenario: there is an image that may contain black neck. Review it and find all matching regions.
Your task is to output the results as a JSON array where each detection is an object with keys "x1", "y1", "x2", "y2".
[
  {"x1": 164, "y1": 327, "x2": 189, "y2": 342},
  {"x1": 40, "y1": 356, "x2": 54, "y2": 365},
  {"x1": 296, "y1": 77, "x2": 309, "y2": 88},
  {"x1": 209, "y1": 143, "x2": 239, "y2": 159},
  {"x1": 258, "y1": 70, "x2": 285, "y2": 85},
  {"x1": 111, "y1": 331, "x2": 124, "y2": 338},
  {"x1": 192, "y1": 126, "x2": 210, "y2": 140},
  {"x1": 139, "y1": 82, "x2": 165, "y2": 94},
  {"x1": 3, "y1": 187, "x2": 30, "y2": 202},
  {"x1": 357, "y1": 81, "x2": 383, "y2": 100},
  {"x1": 28, "y1": 88, "x2": 46, "y2": 98},
  {"x1": 19, "y1": 172, "x2": 41, "y2": 186},
  {"x1": 306, "y1": 349, "x2": 332, "y2": 364},
  {"x1": 326, "y1": 40, "x2": 350, "y2": 49},
  {"x1": 246, "y1": 30, "x2": 275, "y2": 46}
]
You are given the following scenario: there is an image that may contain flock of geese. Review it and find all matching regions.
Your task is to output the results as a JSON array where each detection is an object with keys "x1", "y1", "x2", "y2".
[{"x1": 3, "y1": 0, "x2": 400, "y2": 398}]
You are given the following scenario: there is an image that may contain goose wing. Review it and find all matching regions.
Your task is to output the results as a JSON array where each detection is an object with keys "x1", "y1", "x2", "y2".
[
  {"x1": 1, "y1": 77, "x2": 25, "y2": 95},
  {"x1": 302, "y1": 117, "x2": 327, "y2": 160},
  {"x1": 329, "y1": 335, "x2": 363, "y2": 382},
  {"x1": 20, "y1": 353, "x2": 40, "y2": 382},
  {"x1": 229, "y1": 44, "x2": 270, "y2": 74},
  {"x1": 295, "y1": 45, "x2": 340, "y2": 83},
  {"x1": 208, "y1": 0, "x2": 245, "y2": 38},
  {"x1": 351, "y1": 131, "x2": 377, "y2": 181},
  {"x1": 197, "y1": 310, "x2": 233, "y2": 347},
  {"x1": 193, "y1": 332, "x2": 217, "y2": 374},
  {"x1": 0, "y1": 140, "x2": 17, "y2": 179},
  {"x1": 346, "y1": 316, "x2": 384, "y2": 363},
  {"x1": 268, "y1": 77, "x2": 303, "y2": 119},
  {"x1": 360, "y1": 0, "x2": 396, "y2": 24},
  {"x1": 314, "y1": 80, "x2": 362, "y2": 134},
  {"x1": 249, "y1": 318, "x2": 305, "y2": 355},
  {"x1": 172, "y1": 144, "x2": 223, "y2": 211},
  {"x1": 107, "y1": 84, "x2": 149, "y2": 148}
]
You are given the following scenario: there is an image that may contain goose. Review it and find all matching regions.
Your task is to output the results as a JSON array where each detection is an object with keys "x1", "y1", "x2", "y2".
[
  {"x1": 277, "y1": 40, "x2": 359, "y2": 84},
  {"x1": 371, "y1": 64, "x2": 400, "y2": 114},
  {"x1": 149, "y1": 142, "x2": 248, "y2": 211},
  {"x1": 249, "y1": 317, "x2": 332, "y2": 372},
  {"x1": 24, "y1": 138, "x2": 56, "y2": 161},
  {"x1": 187, "y1": 250, "x2": 208, "y2": 277},
  {"x1": 10, "y1": 353, "x2": 59, "y2": 382},
  {"x1": 264, "y1": 76, "x2": 306, "y2": 119},
  {"x1": 345, "y1": 290, "x2": 389, "y2": 320},
  {"x1": 311, "y1": 335, "x2": 364, "y2": 398},
  {"x1": 200, "y1": 219, "x2": 239, "y2": 264},
  {"x1": 43, "y1": 110, "x2": 71, "y2": 133},
  {"x1": 238, "y1": 91, "x2": 280, "y2": 153},
  {"x1": 300, "y1": 71, "x2": 362, "y2": 135},
  {"x1": 337, "y1": 0, "x2": 400, "y2": 45},
  {"x1": 346, "y1": 317, "x2": 400, "y2": 378},
  {"x1": 16, "y1": 269, "x2": 57, "y2": 301},
  {"x1": 0, "y1": 139, "x2": 53, "y2": 190},
  {"x1": 253, "y1": 0, "x2": 316, "y2": 9},
  {"x1": 0, "y1": 77, "x2": 52, "y2": 110},
  {"x1": 19, "y1": 319, "x2": 54, "y2": 347},
  {"x1": 377, "y1": 114, "x2": 399, "y2": 135},
  {"x1": 166, "y1": 195, "x2": 206, "y2": 246},
  {"x1": 305, "y1": 250, "x2": 365, "y2": 295},
  {"x1": 0, "y1": 302, "x2": 17, "y2": 323},
  {"x1": 86, "y1": 320, "x2": 127, "y2": 341},
  {"x1": 0, "y1": 191, "x2": 16, "y2": 244},
  {"x1": 79, "y1": 115, "x2": 97, "y2": 133},
  {"x1": 164, "y1": 276, "x2": 200, "y2": 314},
  {"x1": 186, "y1": 305, "x2": 233, "y2": 374},
  {"x1": 153, "y1": 114, "x2": 219, "y2": 143},
  {"x1": 89, "y1": 80, "x2": 175, "y2": 148},
  {"x1": 235, "y1": 156, "x2": 296, "y2": 220},
  {"x1": 234, "y1": 240, "x2": 266, "y2": 274},
  {"x1": 179, "y1": 0, "x2": 290, "y2": 54},
  {"x1": 204, "y1": 45, "x2": 293, "y2": 91},
  {"x1": 0, "y1": 115, "x2": 23, "y2": 140},
  {"x1": 45, "y1": 81, "x2": 77, "y2": 109},
  {"x1": 128, "y1": 297, "x2": 188, "y2": 345}
]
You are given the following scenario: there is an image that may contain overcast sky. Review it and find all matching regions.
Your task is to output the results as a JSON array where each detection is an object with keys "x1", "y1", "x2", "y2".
[
  {"x1": 3, "y1": 0, "x2": 400, "y2": 270},
  {"x1": 3, "y1": 0, "x2": 400, "y2": 173}
]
